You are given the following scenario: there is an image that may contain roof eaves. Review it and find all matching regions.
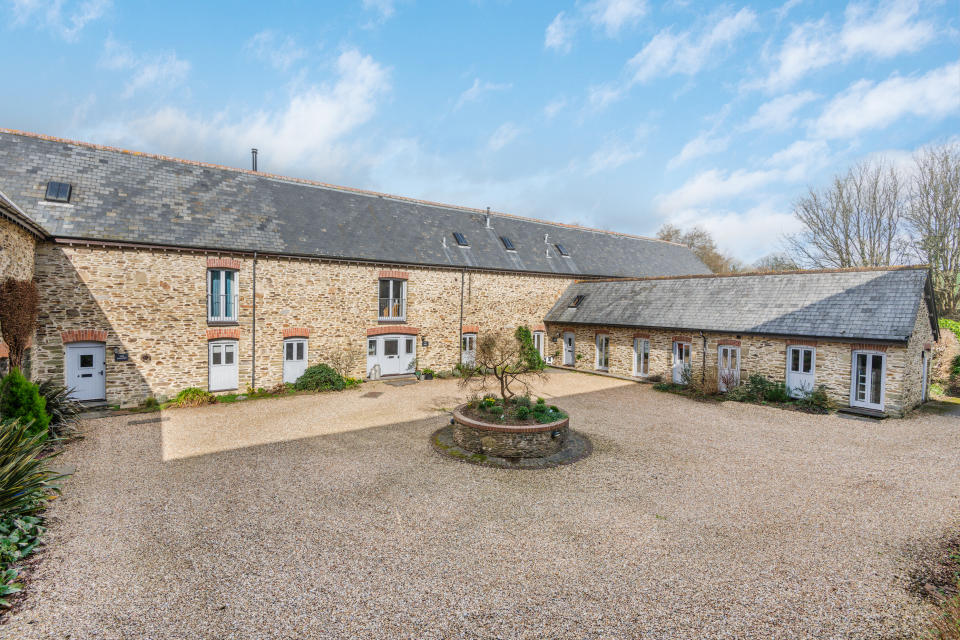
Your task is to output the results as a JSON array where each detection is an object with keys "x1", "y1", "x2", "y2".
[{"x1": 0, "y1": 189, "x2": 49, "y2": 239}]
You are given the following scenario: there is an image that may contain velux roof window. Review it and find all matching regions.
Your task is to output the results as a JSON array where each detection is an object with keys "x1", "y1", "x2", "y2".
[
  {"x1": 453, "y1": 232, "x2": 469, "y2": 247},
  {"x1": 45, "y1": 181, "x2": 72, "y2": 203},
  {"x1": 569, "y1": 294, "x2": 586, "y2": 308},
  {"x1": 554, "y1": 243, "x2": 570, "y2": 257},
  {"x1": 500, "y1": 236, "x2": 515, "y2": 251}
]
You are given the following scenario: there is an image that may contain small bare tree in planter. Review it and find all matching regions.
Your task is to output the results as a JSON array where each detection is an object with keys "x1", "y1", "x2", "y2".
[
  {"x1": 459, "y1": 326, "x2": 546, "y2": 403},
  {"x1": 0, "y1": 278, "x2": 39, "y2": 371}
]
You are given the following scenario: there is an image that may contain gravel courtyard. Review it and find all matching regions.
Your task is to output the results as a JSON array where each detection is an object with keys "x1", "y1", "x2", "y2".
[{"x1": 4, "y1": 370, "x2": 959, "y2": 639}]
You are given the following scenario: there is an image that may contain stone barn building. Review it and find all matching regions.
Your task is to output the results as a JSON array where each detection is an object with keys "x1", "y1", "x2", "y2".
[{"x1": 0, "y1": 129, "x2": 941, "y2": 416}]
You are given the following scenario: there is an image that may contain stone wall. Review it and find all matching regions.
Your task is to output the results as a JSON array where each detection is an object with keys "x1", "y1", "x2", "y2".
[
  {"x1": 544, "y1": 322, "x2": 927, "y2": 416},
  {"x1": 33, "y1": 243, "x2": 574, "y2": 406},
  {"x1": 0, "y1": 216, "x2": 37, "y2": 364}
]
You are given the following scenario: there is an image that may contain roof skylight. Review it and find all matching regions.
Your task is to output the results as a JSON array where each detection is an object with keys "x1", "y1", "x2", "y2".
[
  {"x1": 45, "y1": 181, "x2": 72, "y2": 203},
  {"x1": 500, "y1": 236, "x2": 515, "y2": 251},
  {"x1": 453, "y1": 232, "x2": 469, "y2": 247}
]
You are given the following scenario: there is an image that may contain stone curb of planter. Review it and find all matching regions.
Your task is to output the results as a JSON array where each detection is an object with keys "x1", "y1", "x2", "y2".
[
  {"x1": 451, "y1": 404, "x2": 569, "y2": 433},
  {"x1": 451, "y1": 404, "x2": 570, "y2": 459}
]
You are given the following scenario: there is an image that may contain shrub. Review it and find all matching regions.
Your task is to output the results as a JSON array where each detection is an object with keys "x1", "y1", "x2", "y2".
[
  {"x1": 0, "y1": 419, "x2": 64, "y2": 519},
  {"x1": 344, "y1": 377, "x2": 362, "y2": 389},
  {"x1": 37, "y1": 379, "x2": 82, "y2": 438},
  {"x1": 745, "y1": 374, "x2": 772, "y2": 402},
  {"x1": 797, "y1": 385, "x2": 831, "y2": 411},
  {"x1": 764, "y1": 381, "x2": 790, "y2": 403},
  {"x1": 294, "y1": 364, "x2": 346, "y2": 392},
  {"x1": 513, "y1": 395, "x2": 531, "y2": 408},
  {"x1": 0, "y1": 279, "x2": 38, "y2": 371},
  {"x1": 724, "y1": 384, "x2": 755, "y2": 403},
  {"x1": 514, "y1": 406, "x2": 530, "y2": 420},
  {"x1": 0, "y1": 370, "x2": 49, "y2": 438},
  {"x1": 173, "y1": 387, "x2": 215, "y2": 407},
  {"x1": 951, "y1": 355, "x2": 960, "y2": 393},
  {"x1": 535, "y1": 397, "x2": 545, "y2": 405}
]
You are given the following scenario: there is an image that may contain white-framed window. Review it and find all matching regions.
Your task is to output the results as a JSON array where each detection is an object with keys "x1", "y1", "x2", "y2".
[
  {"x1": 633, "y1": 338, "x2": 649, "y2": 376},
  {"x1": 207, "y1": 269, "x2": 238, "y2": 322},
  {"x1": 786, "y1": 346, "x2": 816, "y2": 398},
  {"x1": 595, "y1": 334, "x2": 609, "y2": 371},
  {"x1": 533, "y1": 331, "x2": 545, "y2": 358},
  {"x1": 851, "y1": 350, "x2": 886, "y2": 411},
  {"x1": 208, "y1": 340, "x2": 238, "y2": 391},
  {"x1": 405, "y1": 337, "x2": 415, "y2": 355},
  {"x1": 368, "y1": 339, "x2": 377, "y2": 356},
  {"x1": 379, "y1": 279, "x2": 406, "y2": 321},
  {"x1": 717, "y1": 345, "x2": 740, "y2": 392}
]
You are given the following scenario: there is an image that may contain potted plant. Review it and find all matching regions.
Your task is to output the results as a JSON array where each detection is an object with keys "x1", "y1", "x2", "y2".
[{"x1": 422, "y1": 368, "x2": 435, "y2": 380}]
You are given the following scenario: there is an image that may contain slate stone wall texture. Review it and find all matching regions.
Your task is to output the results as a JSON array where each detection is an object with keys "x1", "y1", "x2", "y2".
[
  {"x1": 32, "y1": 243, "x2": 573, "y2": 406},
  {"x1": 544, "y1": 322, "x2": 929, "y2": 416}
]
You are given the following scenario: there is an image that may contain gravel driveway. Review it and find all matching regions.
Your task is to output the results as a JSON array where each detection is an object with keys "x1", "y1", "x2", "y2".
[{"x1": 4, "y1": 370, "x2": 959, "y2": 639}]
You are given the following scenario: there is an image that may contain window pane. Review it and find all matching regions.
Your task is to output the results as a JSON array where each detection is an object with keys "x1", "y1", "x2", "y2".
[
  {"x1": 212, "y1": 346, "x2": 222, "y2": 365},
  {"x1": 285, "y1": 342, "x2": 293, "y2": 360},
  {"x1": 210, "y1": 270, "x2": 221, "y2": 317},
  {"x1": 224, "y1": 346, "x2": 235, "y2": 365},
  {"x1": 791, "y1": 349, "x2": 800, "y2": 372},
  {"x1": 870, "y1": 355, "x2": 883, "y2": 404},
  {"x1": 802, "y1": 349, "x2": 812, "y2": 373},
  {"x1": 379, "y1": 279, "x2": 390, "y2": 298},
  {"x1": 368, "y1": 340, "x2": 377, "y2": 356},
  {"x1": 224, "y1": 272, "x2": 234, "y2": 318},
  {"x1": 296, "y1": 342, "x2": 305, "y2": 360},
  {"x1": 80, "y1": 354, "x2": 93, "y2": 368},
  {"x1": 731, "y1": 349, "x2": 738, "y2": 370},
  {"x1": 406, "y1": 338, "x2": 413, "y2": 354},
  {"x1": 856, "y1": 353, "x2": 868, "y2": 401},
  {"x1": 384, "y1": 339, "x2": 398, "y2": 356}
]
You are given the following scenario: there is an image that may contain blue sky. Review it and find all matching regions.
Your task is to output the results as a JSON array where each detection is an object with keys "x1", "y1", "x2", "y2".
[{"x1": 3, "y1": 0, "x2": 958, "y2": 261}]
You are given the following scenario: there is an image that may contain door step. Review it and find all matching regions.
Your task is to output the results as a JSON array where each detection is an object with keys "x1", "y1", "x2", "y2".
[{"x1": 837, "y1": 406, "x2": 888, "y2": 419}]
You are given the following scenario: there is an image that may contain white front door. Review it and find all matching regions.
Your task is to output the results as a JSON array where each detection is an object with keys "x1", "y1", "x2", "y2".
[
  {"x1": 461, "y1": 334, "x2": 476, "y2": 366},
  {"x1": 921, "y1": 350, "x2": 929, "y2": 402},
  {"x1": 65, "y1": 343, "x2": 105, "y2": 401},
  {"x1": 717, "y1": 345, "x2": 740, "y2": 392},
  {"x1": 282, "y1": 339, "x2": 308, "y2": 384},
  {"x1": 563, "y1": 332, "x2": 575, "y2": 365},
  {"x1": 673, "y1": 342, "x2": 691, "y2": 383},
  {"x1": 786, "y1": 346, "x2": 816, "y2": 398},
  {"x1": 533, "y1": 332, "x2": 544, "y2": 358},
  {"x1": 851, "y1": 351, "x2": 886, "y2": 411},
  {"x1": 209, "y1": 340, "x2": 238, "y2": 391},
  {"x1": 366, "y1": 335, "x2": 416, "y2": 377}
]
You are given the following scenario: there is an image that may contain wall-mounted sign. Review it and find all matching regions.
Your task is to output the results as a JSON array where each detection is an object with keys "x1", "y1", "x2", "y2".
[{"x1": 114, "y1": 352, "x2": 130, "y2": 362}]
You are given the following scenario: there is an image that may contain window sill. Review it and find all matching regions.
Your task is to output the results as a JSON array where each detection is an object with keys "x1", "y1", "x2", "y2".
[
  {"x1": 378, "y1": 318, "x2": 407, "y2": 324},
  {"x1": 207, "y1": 320, "x2": 239, "y2": 326}
]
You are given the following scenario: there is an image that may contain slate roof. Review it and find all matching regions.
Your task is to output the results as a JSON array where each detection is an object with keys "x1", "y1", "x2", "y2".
[
  {"x1": 0, "y1": 130, "x2": 710, "y2": 279},
  {"x1": 545, "y1": 267, "x2": 937, "y2": 343}
]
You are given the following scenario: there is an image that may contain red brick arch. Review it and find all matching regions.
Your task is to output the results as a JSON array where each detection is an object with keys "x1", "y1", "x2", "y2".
[
  {"x1": 61, "y1": 329, "x2": 107, "y2": 344},
  {"x1": 282, "y1": 327, "x2": 311, "y2": 339}
]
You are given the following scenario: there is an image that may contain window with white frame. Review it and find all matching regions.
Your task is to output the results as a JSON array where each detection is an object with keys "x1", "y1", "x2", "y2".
[
  {"x1": 595, "y1": 334, "x2": 609, "y2": 370},
  {"x1": 379, "y1": 279, "x2": 406, "y2": 320},
  {"x1": 207, "y1": 269, "x2": 238, "y2": 322},
  {"x1": 533, "y1": 331, "x2": 545, "y2": 358},
  {"x1": 367, "y1": 339, "x2": 377, "y2": 356},
  {"x1": 633, "y1": 338, "x2": 649, "y2": 376}
]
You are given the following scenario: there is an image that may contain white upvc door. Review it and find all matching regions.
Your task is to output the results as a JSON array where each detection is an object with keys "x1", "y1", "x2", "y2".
[
  {"x1": 786, "y1": 346, "x2": 816, "y2": 398},
  {"x1": 595, "y1": 334, "x2": 609, "y2": 370},
  {"x1": 461, "y1": 334, "x2": 476, "y2": 366},
  {"x1": 851, "y1": 351, "x2": 886, "y2": 411},
  {"x1": 65, "y1": 342, "x2": 105, "y2": 401},
  {"x1": 672, "y1": 342, "x2": 691, "y2": 384},
  {"x1": 401, "y1": 336, "x2": 416, "y2": 374},
  {"x1": 208, "y1": 340, "x2": 238, "y2": 391},
  {"x1": 366, "y1": 335, "x2": 416, "y2": 377},
  {"x1": 563, "y1": 332, "x2": 575, "y2": 365},
  {"x1": 633, "y1": 338, "x2": 649, "y2": 377},
  {"x1": 282, "y1": 338, "x2": 308, "y2": 384},
  {"x1": 717, "y1": 345, "x2": 740, "y2": 392},
  {"x1": 381, "y1": 337, "x2": 401, "y2": 375},
  {"x1": 533, "y1": 332, "x2": 545, "y2": 358}
]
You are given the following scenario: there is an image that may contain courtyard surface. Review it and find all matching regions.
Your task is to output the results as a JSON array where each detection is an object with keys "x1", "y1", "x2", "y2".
[{"x1": 4, "y1": 370, "x2": 959, "y2": 639}]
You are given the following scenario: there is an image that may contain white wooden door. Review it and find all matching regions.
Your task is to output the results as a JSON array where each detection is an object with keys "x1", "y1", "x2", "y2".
[
  {"x1": 65, "y1": 343, "x2": 105, "y2": 400},
  {"x1": 533, "y1": 332, "x2": 544, "y2": 358},
  {"x1": 921, "y1": 351, "x2": 929, "y2": 402},
  {"x1": 401, "y1": 336, "x2": 416, "y2": 374},
  {"x1": 381, "y1": 338, "x2": 401, "y2": 375},
  {"x1": 672, "y1": 342, "x2": 691, "y2": 383},
  {"x1": 208, "y1": 340, "x2": 238, "y2": 391},
  {"x1": 717, "y1": 345, "x2": 740, "y2": 392},
  {"x1": 563, "y1": 332, "x2": 575, "y2": 365},
  {"x1": 786, "y1": 346, "x2": 816, "y2": 398},
  {"x1": 851, "y1": 351, "x2": 885, "y2": 411},
  {"x1": 461, "y1": 334, "x2": 476, "y2": 366},
  {"x1": 282, "y1": 339, "x2": 307, "y2": 384}
]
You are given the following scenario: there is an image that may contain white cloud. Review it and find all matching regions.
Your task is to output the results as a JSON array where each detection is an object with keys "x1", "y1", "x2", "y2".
[
  {"x1": 87, "y1": 49, "x2": 390, "y2": 181},
  {"x1": 657, "y1": 167, "x2": 779, "y2": 211},
  {"x1": 545, "y1": 11, "x2": 574, "y2": 52},
  {"x1": 543, "y1": 97, "x2": 567, "y2": 119},
  {"x1": 487, "y1": 122, "x2": 523, "y2": 151},
  {"x1": 624, "y1": 8, "x2": 757, "y2": 86},
  {"x1": 667, "y1": 203, "x2": 804, "y2": 260},
  {"x1": 759, "y1": 0, "x2": 937, "y2": 91},
  {"x1": 586, "y1": 0, "x2": 648, "y2": 37},
  {"x1": 100, "y1": 37, "x2": 190, "y2": 98},
  {"x1": 362, "y1": 0, "x2": 395, "y2": 21},
  {"x1": 455, "y1": 78, "x2": 512, "y2": 110},
  {"x1": 812, "y1": 62, "x2": 960, "y2": 139},
  {"x1": 742, "y1": 90, "x2": 819, "y2": 131},
  {"x1": 667, "y1": 131, "x2": 730, "y2": 169},
  {"x1": 245, "y1": 30, "x2": 307, "y2": 71},
  {"x1": 584, "y1": 140, "x2": 643, "y2": 175},
  {"x1": 10, "y1": 0, "x2": 110, "y2": 41}
]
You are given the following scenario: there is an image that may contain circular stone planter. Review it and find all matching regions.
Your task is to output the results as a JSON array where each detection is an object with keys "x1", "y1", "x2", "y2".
[{"x1": 431, "y1": 404, "x2": 591, "y2": 469}]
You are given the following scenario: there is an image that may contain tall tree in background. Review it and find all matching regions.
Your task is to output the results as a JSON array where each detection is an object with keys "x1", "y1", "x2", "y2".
[
  {"x1": 786, "y1": 160, "x2": 907, "y2": 268},
  {"x1": 906, "y1": 144, "x2": 960, "y2": 318},
  {"x1": 753, "y1": 253, "x2": 798, "y2": 272},
  {"x1": 656, "y1": 224, "x2": 742, "y2": 273},
  {"x1": 0, "y1": 278, "x2": 39, "y2": 370}
]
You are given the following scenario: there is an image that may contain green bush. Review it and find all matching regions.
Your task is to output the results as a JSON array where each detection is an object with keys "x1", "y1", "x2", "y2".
[
  {"x1": 724, "y1": 384, "x2": 755, "y2": 402},
  {"x1": 940, "y1": 318, "x2": 960, "y2": 341},
  {"x1": 745, "y1": 374, "x2": 772, "y2": 402},
  {"x1": 796, "y1": 385, "x2": 831, "y2": 411},
  {"x1": 513, "y1": 395, "x2": 531, "y2": 408},
  {"x1": 0, "y1": 370, "x2": 49, "y2": 438},
  {"x1": 764, "y1": 382, "x2": 790, "y2": 403},
  {"x1": 514, "y1": 406, "x2": 531, "y2": 420},
  {"x1": 294, "y1": 364, "x2": 346, "y2": 392},
  {"x1": 0, "y1": 419, "x2": 64, "y2": 519},
  {"x1": 535, "y1": 397, "x2": 545, "y2": 405},
  {"x1": 173, "y1": 387, "x2": 215, "y2": 407},
  {"x1": 344, "y1": 377, "x2": 362, "y2": 389},
  {"x1": 36, "y1": 379, "x2": 81, "y2": 438}
]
